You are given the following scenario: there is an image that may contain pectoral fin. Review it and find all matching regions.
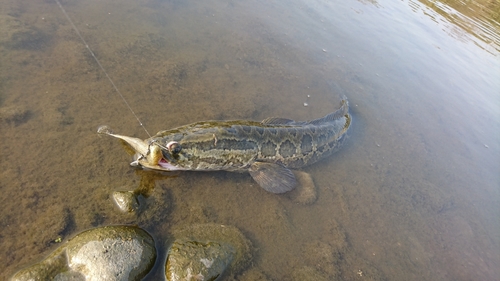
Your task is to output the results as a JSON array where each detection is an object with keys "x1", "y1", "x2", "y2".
[{"x1": 249, "y1": 162, "x2": 297, "y2": 193}]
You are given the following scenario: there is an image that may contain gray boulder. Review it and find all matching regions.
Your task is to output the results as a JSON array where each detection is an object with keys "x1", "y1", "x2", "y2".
[{"x1": 11, "y1": 225, "x2": 156, "y2": 281}]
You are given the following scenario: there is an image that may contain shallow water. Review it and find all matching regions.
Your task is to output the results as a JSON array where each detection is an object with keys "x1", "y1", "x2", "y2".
[{"x1": 1, "y1": 0, "x2": 499, "y2": 280}]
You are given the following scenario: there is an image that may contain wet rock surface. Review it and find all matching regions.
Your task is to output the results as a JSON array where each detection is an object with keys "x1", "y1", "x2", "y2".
[
  {"x1": 166, "y1": 223, "x2": 253, "y2": 281},
  {"x1": 112, "y1": 191, "x2": 140, "y2": 213},
  {"x1": 11, "y1": 225, "x2": 156, "y2": 281},
  {"x1": 166, "y1": 239, "x2": 234, "y2": 281}
]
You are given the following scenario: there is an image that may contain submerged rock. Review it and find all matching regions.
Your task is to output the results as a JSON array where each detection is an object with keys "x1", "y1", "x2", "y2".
[
  {"x1": 112, "y1": 190, "x2": 140, "y2": 213},
  {"x1": 166, "y1": 223, "x2": 252, "y2": 281},
  {"x1": 11, "y1": 225, "x2": 156, "y2": 281},
  {"x1": 289, "y1": 171, "x2": 317, "y2": 205},
  {"x1": 167, "y1": 239, "x2": 234, "y2": 281}
]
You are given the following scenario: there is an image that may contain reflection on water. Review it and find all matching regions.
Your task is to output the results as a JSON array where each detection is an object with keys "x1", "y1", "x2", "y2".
[
  {"x1": 362, "y1": 0, "x2": 500, "y2": 54},
  {"x1": 1, "y1": 0, "x2": 499, "y2": 280},
  {"x1": 412, "y1": 0, "x2": 500, "y2": 54}
]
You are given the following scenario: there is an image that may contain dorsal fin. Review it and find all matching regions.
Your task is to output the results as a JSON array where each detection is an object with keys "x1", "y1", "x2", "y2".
[
  {"x1": 308, "y1": 97, "x2": 349, "y2": 125},
  {"x1": 261, "y1": 117, "x2": 296, "y2": 125}
]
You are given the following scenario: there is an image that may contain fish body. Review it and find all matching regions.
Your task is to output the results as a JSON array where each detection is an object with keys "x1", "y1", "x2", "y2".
[{"x1": 98, "y1": 97, "x2": 351, "y2": 193}]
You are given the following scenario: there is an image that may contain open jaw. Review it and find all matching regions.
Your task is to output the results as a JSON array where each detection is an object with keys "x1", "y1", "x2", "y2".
[
  {"x1": 133, "y1": 157, "x2": 180, "y2": 171},
  {"x1": 132, "y1": 144, "x2": 184, "y2": 171},
  {"x1": 152, "y1": 157, "x2": 181, "y2": 171}
]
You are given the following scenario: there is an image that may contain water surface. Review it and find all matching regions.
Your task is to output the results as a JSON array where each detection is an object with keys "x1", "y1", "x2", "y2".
[{"x1": 1, "y1": 0, "x2": 499, "y2": 280}]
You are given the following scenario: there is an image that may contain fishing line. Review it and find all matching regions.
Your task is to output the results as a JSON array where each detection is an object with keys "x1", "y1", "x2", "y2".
[{"x1": 54, "y1": 0, "x2": 151, "y2": 137}]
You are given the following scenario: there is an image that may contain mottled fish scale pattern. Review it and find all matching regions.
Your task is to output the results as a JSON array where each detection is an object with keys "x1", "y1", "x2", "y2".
[{"x1": 149, "y1": 98, "x2": 351, "y2": 171}]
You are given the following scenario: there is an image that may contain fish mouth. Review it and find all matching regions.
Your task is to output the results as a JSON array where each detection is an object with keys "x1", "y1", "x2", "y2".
[
  {"x1": 136, "y1": 152, "x2": 181, "y2": 171},
  {"x1": 157, "y1": 158, "x2": 181, "y2": 170},
  {"x1": 132, "y1": 154, "x2": 180, "y2": 171},
  {"x1": 98, "y1": 125, "x2": 181, "y2": 171}
]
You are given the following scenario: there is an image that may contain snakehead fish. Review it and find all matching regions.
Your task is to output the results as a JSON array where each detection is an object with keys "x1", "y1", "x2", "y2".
[{"x1": 98, "y1": 97, "x2": 351, "y2": 193}]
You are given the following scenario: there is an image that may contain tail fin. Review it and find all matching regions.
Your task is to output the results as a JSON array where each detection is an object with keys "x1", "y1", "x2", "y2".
[{"x1": 308, "y1": 96, "x2": 349, "y2": 125}]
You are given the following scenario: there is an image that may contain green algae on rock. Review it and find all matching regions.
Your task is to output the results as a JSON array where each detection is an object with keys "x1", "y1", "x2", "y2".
[
  {"x1": 166, "y1": 239, "x2": 235, "y2": 281},
  {"x1": 112, "y1": 191, "x2": 140, "y2": 213},
  {"x1": 166, "y1": 223, "x2": 253, "y2": 281}
]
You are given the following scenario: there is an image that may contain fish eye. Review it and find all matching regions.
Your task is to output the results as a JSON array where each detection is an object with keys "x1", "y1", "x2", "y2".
[{"x1": 166, "y1": 141, "x2": 182, "y2": 154}]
